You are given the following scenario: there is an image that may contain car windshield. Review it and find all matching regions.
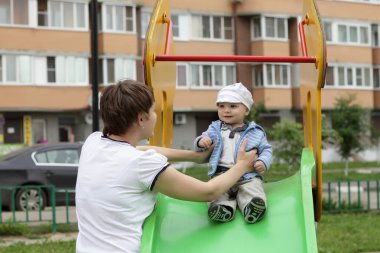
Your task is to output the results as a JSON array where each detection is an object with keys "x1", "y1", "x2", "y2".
[{"x1": 0, "y1": 147, "x2": 30, "y2": 161}]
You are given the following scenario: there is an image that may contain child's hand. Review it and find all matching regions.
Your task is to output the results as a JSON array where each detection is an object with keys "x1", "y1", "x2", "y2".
[
  {"x1": 254, "y1": 160, "x2": 266, "y2": 175},
  {"x1": 198, "y1": 136, "x2": 213, "y2": 149}
]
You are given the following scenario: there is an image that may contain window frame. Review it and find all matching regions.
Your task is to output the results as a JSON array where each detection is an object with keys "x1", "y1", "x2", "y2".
[
  {"x1": 102, "y1": 4, "x2": 136, "y2": 33},
  {"x1": 374, "y1": 66, "x2": 380, "y2": 89},
  {"x1": 46, "y1": 55, "x2": 88, "y2": 85},
  {"x1": 192, "y1": 14, "x2": 234, "y2": 41},
  {"x1": 101, "y1": 57, "x2": 136, "y2": 85},
  {"x1": 176, "y1": 63, "x2": 189, "y2": 89},
  {"x1": 372, "y1": 24, "x2": 380, "y2": 47},
  {"x1": 0, "y1": 0, "x2": 29, "y2": 26},
  {"x1": 251, "y1": 15, "x2": 289, "y2": 41},
  {"x1": 324, "y1": 20, "x2": 371, "y2": 46},
  {"x1": 252, "y1": 63, "x2": 291, "y2": 87},
  {"x1": 0, "y1": 54, "x2": 32, "y2": 84},
  {"x1": 42, "y1": 0, "x2": 88, "y2": 30},
  {"x1": 179, "y1": 63, "x2": 236, "y2": 89},
  {"x1": 324, "y1": 64, "x2": 373, "y2": 88}
]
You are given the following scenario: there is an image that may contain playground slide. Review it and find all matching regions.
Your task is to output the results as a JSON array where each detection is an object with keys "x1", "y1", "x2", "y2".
[{"x1": 141, "y1": 148, "x2": 318, "y2": 253}]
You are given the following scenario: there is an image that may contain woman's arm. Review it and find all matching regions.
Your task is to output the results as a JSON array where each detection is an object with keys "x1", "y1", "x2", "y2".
[
  {"x1": 153, "y1": 140, "x2": 256, "y2": 202},
  {"x1": 137, "y1": 145, "x2": 213, "y2": 164}
]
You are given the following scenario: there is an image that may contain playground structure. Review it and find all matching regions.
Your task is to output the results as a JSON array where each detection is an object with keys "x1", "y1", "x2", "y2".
[{"x1": 142, "y1": 0, "x2": 326, "y2": 251}]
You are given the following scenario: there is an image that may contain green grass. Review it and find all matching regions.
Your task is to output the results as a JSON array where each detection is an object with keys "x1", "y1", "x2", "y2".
[
  {"x1": 317, "y1": 212, "x2": 380, "y2": 253},
  {"x1": 182, "y1": 161, "x2": 380, "y2": 183}
]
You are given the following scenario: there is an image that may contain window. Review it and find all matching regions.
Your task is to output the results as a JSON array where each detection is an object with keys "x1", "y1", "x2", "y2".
[
  {"x1": 192, "y1": 15, "x2": 233, "y2": 40},
  {"x1": 43, "y1": 1, "x2": 87, "y2": 29},
  {"x1": 172, "y1": 15, "x2": 179, "y2": 37},
  {"x1": 224, "y1": 17, "x2": 233, "y2": 39},
  {"x1": 338, "y1": 67, "x2": 345, "y2": 86},
  {"x1": 338, "y1": 25, "x2": 347, "y2": 42},
  {"x1": 374, "y1": 67, "x2": 380, "y2": 88},
  {"x1": 47, "y1": 56, "x2": 88, "y2": 84},
  {"x1": 0, "y1": 0, "x2": 28, "y2": 25},
  {"x1": 253, "y1": 65, "x2": 263, "y2": 87},
  {"x1": 104, "y1": 5, "x2": 135, "y2": 32},
  {"x1": 38, "y1": 0, "x2": 48, "y2": 26},
  {"x1": 1, "y1": 55, "x2": 31, "y2": 83},
  {"x1": 176, "y1": 64, "x2": 188, "y2": 88},
  {"x1": 0, "y1": 55, "x2": 87, "y2": 85},
  {"x1": 101, "y1": 58, "x2": 136, "y2": 84},
  {"x1": 35, "y1": 149, "x2": 79, "y2": 164},
  {"x1": 252, "y1": 64, "x2": 290, "y2": 87},
  {"x1": 140, "y1": 10, "x2": 151, "y2": 37},
  {"x1": 188, "y1": 64, "x2": 235, "y2": 88},
  {"x1": 47, "y1": 57, "x2": 56, "y2": 83},
  {"x1": 325, "y1": 66, "x2": 334, "y2": 86},
  {"x1": 32, "y1": 119, "x2": 47, "y2": 144},
  {"x1": 9, "y1": 56, "x2": 21, "y2": 82},
  {"x1": 0, "y1": 56, "x2": 2, "y2": 82},
  {"x1": 372, "y1": 24, "x2": 379, "y2": 47},
  {"x1": 252, "y1": 16, "x2": 288, "y2": 39},
  {"x1": 329, "y1": 65, "x2": 372, "y2": 87},
  {"x1": 252, "y1": 17, "x2": 261, "y2": 38},
  {"x1": 336, "y1": 23, "x2": 370, "y2": 45},
  {"x1": 323, "y1": 22, "x2": 332, "y2": 42}
]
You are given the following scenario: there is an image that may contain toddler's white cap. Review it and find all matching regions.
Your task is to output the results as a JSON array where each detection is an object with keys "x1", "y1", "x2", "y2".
[{"x1": 216, "y1": 82, "x2": 254, "y2": 111}]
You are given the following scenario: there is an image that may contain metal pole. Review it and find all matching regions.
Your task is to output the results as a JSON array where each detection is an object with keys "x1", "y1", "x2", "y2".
[
  {"x1": 91, "y1": 0, "x2": 99, "y2": 132},
  {"x1": 155, "y1": 55, "x2": 316, "y2": 63}
]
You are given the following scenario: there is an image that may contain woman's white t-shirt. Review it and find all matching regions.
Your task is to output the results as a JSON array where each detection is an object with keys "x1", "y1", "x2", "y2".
[{"x1": 75, "y1": 132, "x2": 168, "y2": 253}]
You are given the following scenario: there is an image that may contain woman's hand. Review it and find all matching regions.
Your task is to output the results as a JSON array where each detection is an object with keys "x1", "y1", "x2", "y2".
[{"x1": 236, "y1": 139, "x2": 257, "y2": 173}]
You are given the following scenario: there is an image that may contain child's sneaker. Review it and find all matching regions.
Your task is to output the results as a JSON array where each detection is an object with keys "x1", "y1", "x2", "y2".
[
  {"x1": 243, "y1": 197, "x2": 266, "y2": 224},
  {"x1": 208, "y1": 204, "x2": 233, "y2": 222}
]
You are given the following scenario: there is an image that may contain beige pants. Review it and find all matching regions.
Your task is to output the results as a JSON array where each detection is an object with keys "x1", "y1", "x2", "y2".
[{"x1": 208, "y1": 177, "x2": 267, "y2": 217}]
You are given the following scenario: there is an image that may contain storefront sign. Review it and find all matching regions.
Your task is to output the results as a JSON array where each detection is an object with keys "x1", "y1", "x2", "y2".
[
  {"x1": 0, "y1": 114, "x2": 4, "y2": 144},
  {"x1": 23, "y1": 115, "x2": 32, "y2": 146}
]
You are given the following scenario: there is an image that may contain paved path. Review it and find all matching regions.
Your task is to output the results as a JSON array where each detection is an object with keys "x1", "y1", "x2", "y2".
[{"x1": 0, "y1": 232, "x2": 77, "y2": 247}]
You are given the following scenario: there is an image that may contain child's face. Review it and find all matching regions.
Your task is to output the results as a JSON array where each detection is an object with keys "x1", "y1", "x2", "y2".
[{"x1": 217, "y1": 102, "x2": 249, "y2": 128}]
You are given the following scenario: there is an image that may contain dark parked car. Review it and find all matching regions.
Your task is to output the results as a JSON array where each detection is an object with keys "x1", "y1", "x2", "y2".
[{"x1": 0, "y1": 143, "x2": 82, "y2": 211}]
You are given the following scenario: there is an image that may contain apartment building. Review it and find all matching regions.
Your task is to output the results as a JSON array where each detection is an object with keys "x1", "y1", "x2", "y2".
[{"x1": 0, "y1": 0, "x2": 379, "y2": 153}]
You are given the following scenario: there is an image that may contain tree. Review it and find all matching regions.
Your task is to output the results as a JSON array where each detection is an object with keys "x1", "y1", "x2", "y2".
[
  {"x1": 271, "y1": 119, "x2": 304, "y2": 171},
  {"x1": 330, "y1": 94, "x2": 368, "y2": 176},
  {"x1": 370, "y1": 125, "x2": 380, "y2": 164},
  {"x1": 246, "y1": 101, "x2": 268, "y2": 125}
]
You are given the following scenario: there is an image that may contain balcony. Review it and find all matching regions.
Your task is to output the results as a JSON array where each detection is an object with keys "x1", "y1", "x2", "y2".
[
  {"x1": 0, "y1": 27, "x2": 89, "y2": 53},
  {"x1": 321, "y1": 89, "x2": 374, "y2": 110},
  {"x1": 0, "y1": 85, "x2": 91, "y2": 111},
  {"x1": 253, "y1": 87, "x2": 293, "y2": 110},
  {"x1": 99, "y1": 33, "x2": 138, "y2": 54}
]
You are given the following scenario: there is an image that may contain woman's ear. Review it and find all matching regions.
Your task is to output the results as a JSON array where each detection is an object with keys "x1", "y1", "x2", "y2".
[{"x1": 137, "y1": 112, "x2": 145, "y2": 127}]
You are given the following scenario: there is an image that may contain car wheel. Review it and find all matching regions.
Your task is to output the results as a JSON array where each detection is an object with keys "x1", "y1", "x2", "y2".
[{"x1": 15, "y1": 187, "x2": 47, "y2": 211}]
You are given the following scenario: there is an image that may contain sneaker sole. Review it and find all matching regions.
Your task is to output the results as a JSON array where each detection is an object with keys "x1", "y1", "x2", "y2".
[
  {"x1": 208, "y1": 205, "x2": 233, "y2": 222},
  {"x1": 244, "y1": 197, "x2": 266, "y2": 224}
]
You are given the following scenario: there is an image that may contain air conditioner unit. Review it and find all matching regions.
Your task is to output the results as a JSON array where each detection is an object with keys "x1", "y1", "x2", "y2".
[
  {"x1": 231, "y1": 0, "x2": 244, "y2": 3},
  {"x1": 174, "y1": 113, "x2": 187, "y2": 125}
]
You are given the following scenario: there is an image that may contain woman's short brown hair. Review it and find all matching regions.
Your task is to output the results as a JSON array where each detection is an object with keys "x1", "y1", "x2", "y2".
[{"x1": 100, "y1": 79, "x2": 154, "y2": 136}]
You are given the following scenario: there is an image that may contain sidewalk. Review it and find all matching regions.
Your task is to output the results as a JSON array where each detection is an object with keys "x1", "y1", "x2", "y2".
[{"x1": 0, "y1": 232, "x2": 77, "y2": 247}]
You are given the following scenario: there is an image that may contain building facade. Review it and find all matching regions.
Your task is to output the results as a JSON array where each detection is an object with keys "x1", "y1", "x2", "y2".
[{"x1": 0, "y1": 0, "x2": 379, "y2": 156}]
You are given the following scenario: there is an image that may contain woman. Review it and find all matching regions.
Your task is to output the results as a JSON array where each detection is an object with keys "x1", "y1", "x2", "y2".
[{"x1": 75, "y1": 79, "x2": 257, "y2": 253}]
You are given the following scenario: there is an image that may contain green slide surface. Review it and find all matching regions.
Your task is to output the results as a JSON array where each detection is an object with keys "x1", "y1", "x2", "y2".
[{"x1": 141, "y1": 148, "x2": 318, "y2": 253}]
